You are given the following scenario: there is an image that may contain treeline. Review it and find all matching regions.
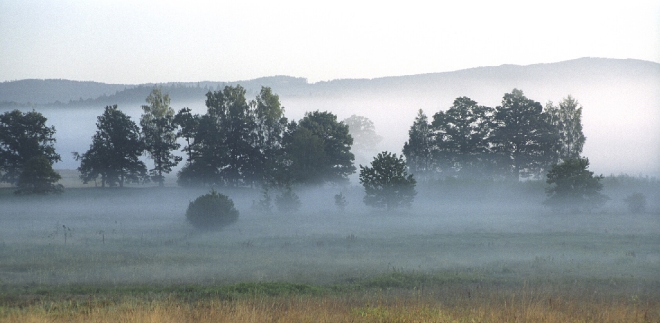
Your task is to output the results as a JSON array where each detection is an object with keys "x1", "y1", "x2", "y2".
[
  {"x1": 2, "y1": 86, "x2": 586, "y2": 193},
  {"x1": 403, "y1": 89, "x2": 585, "y2": 181},
  {"x1": 73, "y1": 86, "x2": 355, "y2": 189}
]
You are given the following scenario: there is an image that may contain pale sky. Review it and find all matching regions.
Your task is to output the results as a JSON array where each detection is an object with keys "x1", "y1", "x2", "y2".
[{"x1": 1, "y1": 0, "x2": 658, "y2": 84}]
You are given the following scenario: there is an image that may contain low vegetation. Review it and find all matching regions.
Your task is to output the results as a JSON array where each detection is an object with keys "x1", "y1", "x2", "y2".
[
  {"x1": 1, "y1": 273, "x2": 658, "y2": 322},
  {"x1": 185, "y1": 189, "x2": 239, "y2": 229}
]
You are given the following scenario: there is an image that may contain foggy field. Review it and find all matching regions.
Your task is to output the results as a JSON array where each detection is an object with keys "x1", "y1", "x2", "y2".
[
  {"x1": 1, "y1": 180, "x2": 659, "y2": 321},
  {"x1": 1, "y1": 181, "x2": 658, "y2": 286}
]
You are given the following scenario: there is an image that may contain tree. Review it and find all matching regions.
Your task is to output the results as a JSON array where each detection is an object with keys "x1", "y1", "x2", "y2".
[
  {"x1": 360, "y1": 151, "x2": 416, "y2": 210},
  {"x1": 545, "y1": 95, "x2": 586, "y2": 161},
  {"x1": 402, "y1": 109, "x2": 434, "y2": 181},
  {"x1": 283, "y1": 111, "x2": 355, "y2": 185},
  {"x1": 251, "y1": 87, "x2": 288, "y2": 186},
  {"x1": 280, "y1": 124, "x2": 327, "y2": 185},
  {"x1": 173, "y1": 107, "x2": 200, "y2": 164},
  {"x1": 75, "y1": 105, "x2": 147, "y2": 187},
  {"x1": 0, "y1": 110, "x2": 60, "y2": 186},
  {"x1": 203, "y1": 85, "x2": 260, "y2": 186},
  {"x1": 177, "y1": 112, "x2": 224, "y2": 186},
  {"x1": 15, "y1": 155, "x2": 63, "y2": 194},
  {"x1": 432, "y1": 97, "x2": 495, "y2": 178},
  {"x1": 140, "y1": 88, "x2": 181, "y2": 186},
  {"x1": 176, "y1": 86, "x2": 257, "y2": 187},
  {"x1": 492, "y1": 89, "x2": 559, "y2": 180},
  {"x1": 343, "y1": 115, "x2": 382, "y2": 166},
  {"x1": 544, "y1": 157, "x2": 608, "y2": 212}
]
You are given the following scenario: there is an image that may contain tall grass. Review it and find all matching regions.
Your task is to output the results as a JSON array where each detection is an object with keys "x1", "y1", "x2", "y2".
[{"x1": 2, "y1": 284, "x2": 657, "y2": 323}]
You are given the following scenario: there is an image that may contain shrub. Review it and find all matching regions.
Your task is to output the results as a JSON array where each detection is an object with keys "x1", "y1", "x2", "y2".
[
  {"x1": 624, "y1": 192, "x2": 646, "y2": 214},
  {"x1": 275, "y1": 187, "x2": 301, "y2": 213},
  {"x1": 186, "y1": 189, "x2": 239, "y2": 229}
]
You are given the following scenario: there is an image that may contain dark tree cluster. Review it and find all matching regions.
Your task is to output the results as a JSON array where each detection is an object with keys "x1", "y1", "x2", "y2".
[
  {"x1": 74, "y1": 86, "x2": 355, "y2": 189},
  {"x1": 403, "y1": 89, "x2": 586, "y2": 181},
  {"x1": 175, "y1": 86, "x2": 354, "y2": 188}
]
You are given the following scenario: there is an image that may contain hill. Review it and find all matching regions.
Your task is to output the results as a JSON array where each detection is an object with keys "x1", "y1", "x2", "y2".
[{"x1": 1, "y1": 58, "x2": 657, "y2": 107}]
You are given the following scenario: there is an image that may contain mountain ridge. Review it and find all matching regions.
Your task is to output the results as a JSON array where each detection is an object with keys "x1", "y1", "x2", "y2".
[{"x1": 1, "y1": 57, "x2": 657, "y2": 107}]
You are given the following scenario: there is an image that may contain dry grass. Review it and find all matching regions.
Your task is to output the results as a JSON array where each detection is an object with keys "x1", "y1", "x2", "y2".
[{"x1": 2, "y1": 288, "x2": 658, "y2": 323}]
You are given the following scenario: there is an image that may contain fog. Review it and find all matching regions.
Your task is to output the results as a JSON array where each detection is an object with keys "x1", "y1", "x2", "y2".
[{"x1": 1, "y1": 179, "x2": 659, "y2": 286}]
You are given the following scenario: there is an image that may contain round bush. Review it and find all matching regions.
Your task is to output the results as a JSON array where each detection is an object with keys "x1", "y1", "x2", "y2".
[{"x1": 186, "y1": 189, "x2": 239, "y2": 229}]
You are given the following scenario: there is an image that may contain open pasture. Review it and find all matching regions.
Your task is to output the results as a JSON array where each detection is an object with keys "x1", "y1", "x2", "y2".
[{"x1": 1, "y1": 183, "x2": 659, "y2": 321}]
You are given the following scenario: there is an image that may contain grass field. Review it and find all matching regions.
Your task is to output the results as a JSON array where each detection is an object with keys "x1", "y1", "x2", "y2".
[{"x1": 1, "y1": 176, "x2": 659, "y2": 322}]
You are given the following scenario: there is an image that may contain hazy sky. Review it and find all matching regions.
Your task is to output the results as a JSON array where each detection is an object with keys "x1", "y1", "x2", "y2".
[{"x1": 1, "y1": 0, "x2": 658, "y2": 84}]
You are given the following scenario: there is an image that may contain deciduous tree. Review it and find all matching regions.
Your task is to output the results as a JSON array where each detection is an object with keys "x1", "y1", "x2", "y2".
[
  {"x1": 140, "y1": 88, "x2": 181, "y2": 186},
  {"x1": 544, "y1": 157, "x2": 608, "y2": 211},
  {"x1": 492, "y1": 89, "x2": 558, "y2": 179},
  {"x1": 284, "y1": 111, "x2": 354, "y2": 185},
  {"x1": 75, "y1": 105, "x2": 147, "y2": 187},
  {"x1": 432, "y1": 97, "x2": 495, "y2": 178},
  {"x1": 360, "y1": 151, "x2": 416, "y2": 210},
  {"x1": 545, "y1": 95, "x2": 586, "y2": 161},
  {"x1": 343, "y1": 115, "x2": 382, "y2": 166},
  {"x1": 0, "y1": 110, "x2": 60, "y2": 187},
  {"x1": 251, "y1": 87, "x2": 288, "y2": 186},
  {"x1": 281, "y1": 124, "x2": 327, "y2": 185},
  {"x1": 15, "y1": 155, "x2": 63, "y2": 194},
  {"x1": 403, "y1": 110, "x2": 434, "y2": 181}
]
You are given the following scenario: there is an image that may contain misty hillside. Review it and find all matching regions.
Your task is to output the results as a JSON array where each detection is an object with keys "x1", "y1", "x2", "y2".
[
  {"x1": 1, "y1": 58, "x2": 657, "y2": 107},
  {"x1": 0, "y1": 76, "x2": 308, "y2": 107},
  {"x1": 0, "y1": 79, "x2": 133, "y2": 106}
]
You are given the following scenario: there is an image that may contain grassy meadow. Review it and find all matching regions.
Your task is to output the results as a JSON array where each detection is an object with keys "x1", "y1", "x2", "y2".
[{"x1": 0, "y1": 173, "x2": 659, "y2": 322}]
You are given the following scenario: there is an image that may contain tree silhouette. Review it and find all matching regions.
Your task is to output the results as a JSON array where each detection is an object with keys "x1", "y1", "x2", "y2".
[
  {"x1": 544, "y1": 157, "x2": 608, "y2": 212},
  {"x1": 360, "y1": 151, "x2": 416, "y2": 210},
  {"x1": 75, "y1": 105, "x2": 147, "y2": 187}
]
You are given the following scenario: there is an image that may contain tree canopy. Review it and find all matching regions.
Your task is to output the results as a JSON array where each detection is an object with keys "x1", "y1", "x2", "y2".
[
  {"x1": 0, "y1": 110, "x2": 60, "y2": 186},
  {"x1": 544, "y1": 157, "x2": 608, "y2": 212},
  {"x1": 176, "y1": 85, "x2": 288, "y2": 187},
  {"x1": 75, "y1": 105, "x2": 147, "y2": 187},
  {"x1": 343, "y1": 115, "x2": 382, "y2": 150},
  {"x1": 492, "y1": 89, "x2": 558, "y2": 179},
  {"x1": 432, "y1": 97, "x2": 495, "y2": 178},
  {"x1": 140, "y1": 88, "x2": 181, "y2": 186},
  {"x1": 360, "y1": 151, "x2": 416, "y2": 210},
  {"x1": 545, "y1": 95, "x2": 586, "y2": 161},
  {"x1": 402, "y1": 109, "x2": 434, "y2": 181},
  {"x1": 280, "y1": 111, "x2": 354, "y2": 186},
  {"x1": 0, "y1": 110, "x2": 62, "y2": 194}
]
